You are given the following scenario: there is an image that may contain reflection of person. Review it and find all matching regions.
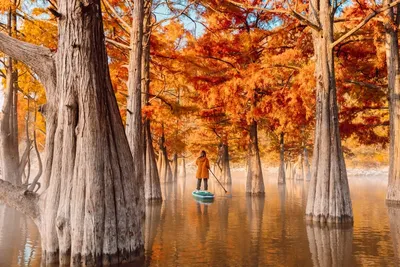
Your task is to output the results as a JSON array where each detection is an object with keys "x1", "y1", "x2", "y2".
[{"x1": 196, "y1": 150, "x2": 210, "y2": 191}]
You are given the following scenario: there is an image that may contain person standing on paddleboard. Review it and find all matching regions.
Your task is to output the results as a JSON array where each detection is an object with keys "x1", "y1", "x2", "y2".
[{"x1": 196, "y1": 150, "x2": 210, "y2": 191}]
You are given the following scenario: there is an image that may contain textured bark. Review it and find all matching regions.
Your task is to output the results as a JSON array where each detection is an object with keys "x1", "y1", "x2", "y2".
[
  {"x1": 306, "y1": 223, "x2": 353, "y2": 267},
  {"x1": 305, "y1": 0, "x2": 353, "y2": 223},
  {"x1": 0, "y1": 7, "x2": 20, "y2": 185},
  {"x1": 144, "y1": 121, "x2": 162, "y2": 201},
  {"x1": 385, "y1": 1, "x2": 400, "y2": 203},
  {"x1": 278, "y1": 133, "x2": 285, "y2": 184},
  {"x1": 0, "y1": 1, "x2": 144, "y2": 265},
  {"x1": 217, "y1": 142, "x2": 232, "y2": 185},
  {"x1": 246, "y1": 121, "x2": 264, "y2": 195},
  {"x1": 126, "y1": 0, "x2": 145, "y2": 212},
  {"x1": 142, "y1": 0, "x2": 161, "y2": 202}
]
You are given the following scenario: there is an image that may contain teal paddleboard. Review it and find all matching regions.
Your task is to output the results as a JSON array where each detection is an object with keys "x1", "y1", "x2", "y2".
[{"x1": 192, "y1": 190, "x2": 214, "y2": 199}]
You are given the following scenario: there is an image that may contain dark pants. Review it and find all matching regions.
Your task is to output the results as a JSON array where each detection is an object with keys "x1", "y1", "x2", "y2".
[{"x1": 197, "y1": 178, "x2": 208, "y2": 190}]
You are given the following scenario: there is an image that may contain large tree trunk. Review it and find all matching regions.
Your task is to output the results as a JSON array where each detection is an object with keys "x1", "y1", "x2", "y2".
[
  {"x1": 0, "y1": 1, "x2": 144, "y2": 265},
  {"x1": 305, "y1": 1, "x2": 353, "y2": 223},
  {"x1": 246, "y1": 121, "x2": 264, "y2": 195},
  {"x1": 278, "y1": 132, "x2": 285, "y2": 184},
  {"x1": 0, "y1": 6, "x2": 20, "y2": 185},
  {"x1": 385, "y1": 1, "x2": 400, "y2": 203}
]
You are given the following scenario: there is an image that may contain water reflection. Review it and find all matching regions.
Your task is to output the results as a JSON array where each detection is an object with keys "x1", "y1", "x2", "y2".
[
  {"x1": 246, "y1": 196, "x2": 265, "y2": 266},
  {"x1": 387, "y1": 203, "x2": 400, "y2": 266},
  {"x1": 307, "y1": 223, "x2": 353, "y2": 267},
  {"x1": 0, "y1": 205, "x2": 41, "y2": 267}
]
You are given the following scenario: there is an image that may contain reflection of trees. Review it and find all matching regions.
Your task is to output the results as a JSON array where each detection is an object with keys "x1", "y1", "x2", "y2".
[
  {"x1": 306, "y1": 222, "x2": 353, "y2": 267},
  {"x1": 0, "y1": 205, "x2": 41, "y2": 266},
  {"x1": 246, "y1": 196, "x2": 265, "y2": 266},
  {"x1": 387, "y1": 203, "x2": 400, "y2": 265},
  {"x1": 144, "y1": 203, "x2": 162, "y2": 266}
]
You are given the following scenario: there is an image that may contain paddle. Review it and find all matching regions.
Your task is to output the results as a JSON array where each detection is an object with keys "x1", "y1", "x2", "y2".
[{"x1": 209, "y1": 168, "x2": 229, "y2": 194}]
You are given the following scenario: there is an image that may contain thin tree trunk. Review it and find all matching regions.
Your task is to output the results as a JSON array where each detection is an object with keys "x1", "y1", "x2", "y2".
[
  {"x1": 179, "y1": 157, "x2": 186, "y2": 178},
  {"x1": 294, "y1": 154, "x2": 304, "y2": 180},
  {"x1": 0, "y1": 6, "x2": 20, "y2": 185},
  {"x1": 220, "y1": 142, "x2": 232, "y2": 185},
  {"x1": 278, "y1": 132, "x2": 285, "y2": 184},
  {"x1": 158, "y1": 129, "x2": 173, "y2": 183},
  {"x1": 172, "y1": 153, "x2": 178, "y2": 182},
  {"x1": 246, "y1": 120, "x2": 264, "y2": 195},
  {"x1": 303, "y1": 147, "x2": 311, "y2": 181},
  {"x1": 142, "y1": 0, "x2": 161, "y2": 202},
  {"x1": 385, "y1": 1, "x2": 400, "y2": 203},
  {"x1": 305, "y1": 0, "x2": 352, "y2": 223},
  {"x1": 126, "y1": 0, "x2": 145, "y2": 215}
]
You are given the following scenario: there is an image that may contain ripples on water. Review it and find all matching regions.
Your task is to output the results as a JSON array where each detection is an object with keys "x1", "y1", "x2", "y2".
[{"x1": 1, "y1": 171, "x2": 399, "y2": 266}]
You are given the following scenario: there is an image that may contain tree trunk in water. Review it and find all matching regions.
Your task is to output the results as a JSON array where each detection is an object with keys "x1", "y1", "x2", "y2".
[
  {"x1": 246, "y1": 121, "x2": 264, "y2": 195},
  {"x1": 217, "y1": 141, "x2": 232, "y2": 185},
  {"x1": 285, "y1": 160, "x2": 293, "y2": 180},
  {"x1": 385, "y1": 1, "x2": 400, "y2": 203},
  {"x1": 142, "y1": 1, "x2": 162, "y2": 201},
  {"x1": 158, "y1": 132, "x2": 173, "y2": 183},
  {"x1": 303, "y1": 147, "x2": 311, "y2": 181},
  {"x1": 179, "y1": 157, "x2": 186, "y2": 178},
  {"x1": 306, "y1": 1, "x2": 352, "y2": 223},
  {"x1": 294, "y1": 154, "x2": 304, "y2": 180},
  {"x1": 172, "y1": 153, "x2": 178, "y2": 182},
  {"x1": 126, "y1": 0, "x2": 145, "y2": 215},
  {"x1": 0, "y1": 1, "x2": 144, "y2": 264},
  {"x1": 278, "y1": 133, "x2": 285, "y2": 184},
  {"x1": 0, "y1": 7, "x2": 20, "y2": 185}
]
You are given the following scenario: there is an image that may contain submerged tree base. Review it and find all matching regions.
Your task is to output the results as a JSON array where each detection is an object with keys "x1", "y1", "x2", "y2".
[{"x1": 306, "y1": 214, "x2": 353, "y2": 224}]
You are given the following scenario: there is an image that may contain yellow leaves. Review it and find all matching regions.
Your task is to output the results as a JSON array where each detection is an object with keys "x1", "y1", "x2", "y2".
[{"x1": 0, "y1": 0, "x2": 12, "y2": 12}]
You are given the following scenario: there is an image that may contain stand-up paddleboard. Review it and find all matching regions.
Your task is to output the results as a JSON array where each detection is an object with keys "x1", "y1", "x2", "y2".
[{"x1": 192, "y1": 190, "x2": 214, "y2": 199}]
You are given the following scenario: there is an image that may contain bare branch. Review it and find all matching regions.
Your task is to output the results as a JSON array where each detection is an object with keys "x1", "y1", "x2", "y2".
[
  {"x1": 331, "y1": 0, "x2": 400, "y2": 48},
  {"x1": 0, "y1": 32, "x2": 56, "y2": 94},
  {"x1": 102, "y1": 0, "x2": 132, "y2": 32},
  {"x1": 226, "y1": 0, "x2": 322, "y2": 31},
  {"x1": 106, "y1": 37, "x2": 131, "y2": 50}
]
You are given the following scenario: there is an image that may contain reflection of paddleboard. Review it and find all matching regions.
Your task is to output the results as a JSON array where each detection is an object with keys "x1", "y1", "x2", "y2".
[{"x1": 192, "y1": 190, "x2": 214, "y2": 199}]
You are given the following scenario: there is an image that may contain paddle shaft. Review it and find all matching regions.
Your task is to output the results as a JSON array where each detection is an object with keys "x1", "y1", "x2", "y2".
[{"x1": 209, "y1": 168, "x2": 228, "y2": 193}]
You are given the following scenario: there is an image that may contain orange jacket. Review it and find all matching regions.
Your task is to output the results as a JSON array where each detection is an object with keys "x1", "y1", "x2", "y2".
[{"x1": 196, "y1": 157, "x2": 210, "y2": 179}]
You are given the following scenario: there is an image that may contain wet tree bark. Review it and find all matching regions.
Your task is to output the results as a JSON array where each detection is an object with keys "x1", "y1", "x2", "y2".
[
  {"x1": 278, "y1": 132, "x2": 285, "y2": 184},
  {"x1": 0, "y1": 5, "x2": 20, "y2": 185},
  {"x1": 246, "y1": 121, "x2": 264, "y2": 195},
  {"x1": 0, "y1": 0, "x2": 144, "y2": 265},
  {"x1": 142, "y1": 0, "x2": 162, "y2": 201},
  {"x1": 305, "y1": 0, "x2": 353, "y2": 223},
  {"x1": 384, "y1": 1, "x2": 400, "y2": 203}
]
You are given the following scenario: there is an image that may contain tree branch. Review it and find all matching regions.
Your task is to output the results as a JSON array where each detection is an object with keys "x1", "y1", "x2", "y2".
[
  {"x1": 105, "y1": 37, "x2": 131, "y2": 50},
  {"x1": 226, "y1": 0, "x2": 321, "y2": 31},
  {"x1": 0, "y1": 32, "x2": 56, "y2": 93},
  {"x1": 102, "y1": 0, "x2": 132, "y2": 32},
  {"x1": 0, "y1": 179, "x2": 40, "y2": 220},
  {"x1": 331, "y1": 0, "x2": 400, "y2": 48}
]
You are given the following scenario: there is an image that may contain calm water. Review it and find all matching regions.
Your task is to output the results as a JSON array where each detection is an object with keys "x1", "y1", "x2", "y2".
[{"x1": 1, "y1": 171, "x2": 399, "y2": 266}]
